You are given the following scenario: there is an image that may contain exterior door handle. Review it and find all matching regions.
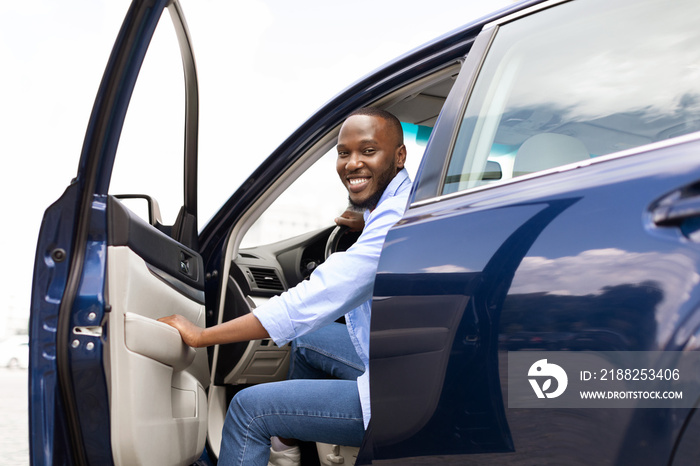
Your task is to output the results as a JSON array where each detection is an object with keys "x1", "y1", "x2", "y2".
[{"x1": 652, "y1": 196, "x2": 700, "y2": 226}]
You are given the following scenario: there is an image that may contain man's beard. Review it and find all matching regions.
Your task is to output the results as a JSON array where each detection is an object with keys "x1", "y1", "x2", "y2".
[
  {"x1": 348, "y1": 164, "x2": 396, "y2": 211},
  {"x1": 349, "y1": 190, "x2": 384, "y2": 211}
]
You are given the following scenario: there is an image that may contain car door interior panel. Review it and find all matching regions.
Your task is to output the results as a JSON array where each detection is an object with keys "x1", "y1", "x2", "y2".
[
  {"x1": 105, "y1": 197, "x2": 209, "y2": 465},
  {"x1": 108, "y1": 196, "x2": 204, "y2": 296}
]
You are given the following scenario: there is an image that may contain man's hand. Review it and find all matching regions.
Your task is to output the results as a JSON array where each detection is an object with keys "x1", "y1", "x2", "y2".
[
  {"x1": 158, "y1": 314, "x2": 204, "y2": 348},
  {"x1": 159, "y1": 312, "x2": 270, "y2": 348},
  {"x1": 334, "y1": 209, "x2": 365, "y2": 232}
]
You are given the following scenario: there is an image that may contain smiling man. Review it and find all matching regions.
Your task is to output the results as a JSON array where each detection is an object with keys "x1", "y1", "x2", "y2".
[
  {"x1": 337, "y1": 108, "x2": 407, "y2": 211},
  {"x1": 160, "y1": 108, "x2": 411, "y2": 466}
]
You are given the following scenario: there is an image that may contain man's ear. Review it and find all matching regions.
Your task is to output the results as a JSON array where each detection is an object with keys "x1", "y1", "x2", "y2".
[{"x1": 396, "y1": 144, "x2": 407, "y2": 169}]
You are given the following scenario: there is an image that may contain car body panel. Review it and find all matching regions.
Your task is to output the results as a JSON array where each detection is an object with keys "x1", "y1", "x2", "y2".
[
  {"x1": 361, "y1": 0, "x2": 700, "y2": 460},
  {"x1": 367, "y1": 132, "x2": 700, "y2": 463}
]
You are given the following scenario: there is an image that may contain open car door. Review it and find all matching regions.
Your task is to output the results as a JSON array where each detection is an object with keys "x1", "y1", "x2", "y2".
[{"x1": 29, "y1": 1, "x2": 209, "y2": 464}]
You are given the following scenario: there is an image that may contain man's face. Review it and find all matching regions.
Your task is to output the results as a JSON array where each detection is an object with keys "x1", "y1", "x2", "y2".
[{"x1": 336, "y1": 115, "x2": 406, "y2": 210}]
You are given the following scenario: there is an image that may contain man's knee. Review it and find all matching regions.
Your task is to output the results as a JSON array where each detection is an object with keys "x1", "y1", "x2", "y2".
[
  {"x1": 227, "y1": 388, "x2": 250, "y2": 425},
  {"x1": 227, "y1": 385, "x2": 267, "y2": 426}
]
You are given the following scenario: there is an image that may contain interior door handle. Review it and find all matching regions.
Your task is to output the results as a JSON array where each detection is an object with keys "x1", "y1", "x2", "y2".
[
  {"x1": 652, "y1": 196, "x2": 700, "y2": 226},
  {"x1": 124, "y1": 312, "x2": 196, "y2": 371}
]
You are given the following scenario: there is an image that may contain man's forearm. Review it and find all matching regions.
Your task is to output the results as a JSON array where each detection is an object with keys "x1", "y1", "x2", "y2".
[{"x1": 199, "y1": 312, "x2": 270, "y2": 347}]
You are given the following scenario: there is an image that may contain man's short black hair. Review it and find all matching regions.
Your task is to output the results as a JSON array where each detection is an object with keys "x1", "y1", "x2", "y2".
[{"x1": 347, "y1": 107, "x2": 404, "y2": 146}]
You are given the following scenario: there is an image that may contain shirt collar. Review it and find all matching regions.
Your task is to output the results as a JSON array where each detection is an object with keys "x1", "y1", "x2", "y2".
[
  {"x1": 382, "y1": 168, "x2": 410, "y2": 200},
  {"x1": 364, "y1": 168, "x2": 411, "y2": 218}
]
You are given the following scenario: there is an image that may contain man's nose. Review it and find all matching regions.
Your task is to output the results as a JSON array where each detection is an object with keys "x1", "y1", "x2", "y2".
[{"x1": 345, "y1": 153, "x2": 363, "y2": 171}]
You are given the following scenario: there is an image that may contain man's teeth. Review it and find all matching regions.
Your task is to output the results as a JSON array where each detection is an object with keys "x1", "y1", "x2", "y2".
[{"x1": 349, "y1": 178, "x2": 368, "y2": 185}]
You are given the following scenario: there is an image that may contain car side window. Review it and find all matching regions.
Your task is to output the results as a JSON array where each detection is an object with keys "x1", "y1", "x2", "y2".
[
  {"x1": 442, "y1": 0, "x2": 700, "y2": 195},
  {"x1": 241, "y1": 147, "x2": 348, "y2": 248}
]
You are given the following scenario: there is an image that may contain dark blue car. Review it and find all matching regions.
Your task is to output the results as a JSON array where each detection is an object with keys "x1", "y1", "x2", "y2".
[{"x1": 30, "y1": 0, "x2": 700, "y2": 464}]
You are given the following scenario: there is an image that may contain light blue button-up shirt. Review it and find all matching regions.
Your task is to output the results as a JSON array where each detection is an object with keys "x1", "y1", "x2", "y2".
[{"x1": 253, "y1": 168, "x2": 412, "y2": 427}]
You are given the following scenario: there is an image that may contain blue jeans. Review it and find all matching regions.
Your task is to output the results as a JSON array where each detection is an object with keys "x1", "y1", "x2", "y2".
[{"x1": 218, "y1": 323, "x2": 366, "y2": 466}]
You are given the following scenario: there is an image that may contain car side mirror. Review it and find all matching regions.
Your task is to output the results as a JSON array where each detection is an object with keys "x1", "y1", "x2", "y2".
[{"x1": 113, "y1": 194, "x2": 163, "y2": 226}]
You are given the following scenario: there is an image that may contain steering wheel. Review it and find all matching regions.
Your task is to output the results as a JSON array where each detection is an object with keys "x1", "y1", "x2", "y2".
[{"x1": 324, "y1": 225, "x2": 350, "y2": 260}]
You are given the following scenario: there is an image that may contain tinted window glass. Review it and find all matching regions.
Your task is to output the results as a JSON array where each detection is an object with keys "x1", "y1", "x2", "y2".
[{"x1": 443, "y1": 0, "x2": 700, "y2": 195}]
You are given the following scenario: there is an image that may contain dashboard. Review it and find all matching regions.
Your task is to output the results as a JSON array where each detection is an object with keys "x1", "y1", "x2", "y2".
[{"x1": 213, "y1": 225, "x2": 360, "y2": 385}]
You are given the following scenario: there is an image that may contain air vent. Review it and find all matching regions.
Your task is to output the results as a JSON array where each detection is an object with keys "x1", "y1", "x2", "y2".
[{"x1": 249, "y1": 267, "x2": 284, "y2": 291}]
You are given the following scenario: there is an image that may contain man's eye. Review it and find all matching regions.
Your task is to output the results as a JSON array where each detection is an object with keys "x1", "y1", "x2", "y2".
[{"x1": 363, "y1": 148, "x2": 376, "y2": 155}]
